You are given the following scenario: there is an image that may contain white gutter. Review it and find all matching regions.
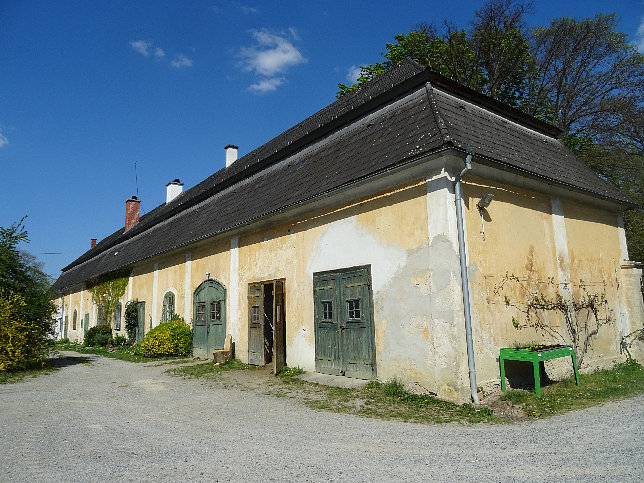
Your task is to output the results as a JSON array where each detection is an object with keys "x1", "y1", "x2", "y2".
[{"x1": 454, "y1": 148, "x2": 479, "y2": 404}]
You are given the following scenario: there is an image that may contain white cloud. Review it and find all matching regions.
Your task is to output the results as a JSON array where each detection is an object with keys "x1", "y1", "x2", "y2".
[
  {"x1": 240, "y1": 5, "x2": 258, "y2": 14},
  {"x1": 131, "y1": 40, "x2": 192, "y2": 68},
  {"x1": 637, "y1": 16, "x2": 644, "y2": 53},
  {"x1": 171, "y1": 54, "x2": 193, "y2": 68},
  {"x1": 239, "y1": 29, "x2": 306, "y2": 77},
  {"x1": 346, "y1": 65, "x2": 362, "y2": 84},
  {"x1": 248, "y1": 77, "x2": 284, "y2": 93},
  {"x1": 0, "y1": 129, "x2": 8, "y2": 149},
  {"x1": 131, "y1": 40, "x2": 152, "y2": 56}
]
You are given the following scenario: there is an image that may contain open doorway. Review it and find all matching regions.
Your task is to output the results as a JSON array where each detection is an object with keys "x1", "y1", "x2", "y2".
[{"x1": 248, "y1": 279, "x2": 285, "y2": 374}]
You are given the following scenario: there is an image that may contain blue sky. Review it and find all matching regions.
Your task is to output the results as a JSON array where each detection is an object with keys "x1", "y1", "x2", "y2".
[{"x1": 1, "y1": 0, "x2": 643, "y2": 279}]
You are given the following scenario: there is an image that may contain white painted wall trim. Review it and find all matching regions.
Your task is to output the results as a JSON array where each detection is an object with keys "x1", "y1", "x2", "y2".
[
  {"x1": 184, "y1": 252, "x2": 192, "y2": 321},
  {"x1": 617, "y1": 213, "x2": 630, "y2": 262},
  {"x1": 550, "y1": 196, "x2": 573, "y2": 300},
  {"x1": 127, "y1": 271, "x2": 133, "y2": 301},
  {"x1": 229, "y1": 236, "x2": 239, "y2": 341},
  {"x1": 152, "y1": 263, "x2": 159, "y2": 327},
  {"x1": 79, "y1": 288, "x2": 84, "y2": 325},
  {"x1": 426, "y1": 168, "x2": 459, "y2": 249}
]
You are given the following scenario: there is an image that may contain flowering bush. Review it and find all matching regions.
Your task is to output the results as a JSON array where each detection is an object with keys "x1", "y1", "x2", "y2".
[
  {"x1": 0, "y1": 291, "x2": 50, "y2": 371},
  {"x1": 137, "y1": 318, "x2": 192, "y2": 357}
]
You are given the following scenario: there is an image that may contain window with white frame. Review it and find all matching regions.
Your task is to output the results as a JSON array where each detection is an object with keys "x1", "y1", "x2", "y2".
[{"x1": 162, "y1": 292, "x2": 175, "y2": 322}]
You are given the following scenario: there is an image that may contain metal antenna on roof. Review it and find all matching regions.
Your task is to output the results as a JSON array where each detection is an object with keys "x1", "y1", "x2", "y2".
[{"x1": 134, "y1": 161, "x2": 140, "y2": 197}]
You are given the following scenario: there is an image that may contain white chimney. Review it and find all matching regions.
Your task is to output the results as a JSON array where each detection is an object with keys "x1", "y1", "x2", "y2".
[
  {"x1": 166, "y1": 179, "x2": 184, "y2": 204},
  {"x1": 225, "y1": 144, "x2": 239, "y2": 167}
]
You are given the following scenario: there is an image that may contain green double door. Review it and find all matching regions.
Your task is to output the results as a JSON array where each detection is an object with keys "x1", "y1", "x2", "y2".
[
  {"x1": 193, "y1": 280, "x2": 226, "y2": 359},
  {"x1": 313, "y1": 266, "x2": 375, "y2": 379}
]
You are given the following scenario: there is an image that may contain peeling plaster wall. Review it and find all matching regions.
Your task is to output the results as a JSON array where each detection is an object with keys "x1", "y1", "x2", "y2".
[
  {"x1": 58, "y1": 169, "x2": 476, "y2": 402},
  {"x1": 58, "y1": 156, "x2": 633, "y2": 402},
  {"x1": 231, "y1": 179, "x2": 465, "y2": 399},
  {"x1": 463, "y1": 176, "x2": 635, "y2": 391},
  {"x1": 236, "y1": 181, "x2": 434, "y2": 379},
  {"x1": 423, "y1": 166, "x2": 471, "y2": 402},
  {"x1": 153, "y1": 251, "x2": 185, "y2": 325},
  {"x1": 464, "y1": 177, "x2": 560, "y2": 388},
  {"x1": 237, "y1": 225, "x2": 297, "y2": 363},
  {"x1": 618, "y1": 263, "x2": 644, "y2": 361},
  {"x1": 561, "y1": 199, "x2": 629, "y2": 369},
  {"x1": 121, "y1": 239, "x2": 231, "y2": 338},
  {"x1": 60, "y1": 285, "x2": 94, "y2": 343}
]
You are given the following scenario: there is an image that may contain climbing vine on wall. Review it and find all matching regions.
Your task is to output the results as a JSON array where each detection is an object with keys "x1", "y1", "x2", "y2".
[
  {"x1": 87, "y1": 270, "x2": 129, "y2": 328},
  {"x1": 492, "y1": 273, "x2": 612, "y2": 367}
]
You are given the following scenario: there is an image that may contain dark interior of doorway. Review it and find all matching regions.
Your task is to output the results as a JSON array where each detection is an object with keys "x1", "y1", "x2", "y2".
[{"x1": 263, "y1": 282, "x2": 274, "y2": 365}]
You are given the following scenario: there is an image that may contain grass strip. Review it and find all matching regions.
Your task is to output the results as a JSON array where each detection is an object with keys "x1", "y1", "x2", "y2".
[{"x1": 500, "y1": 359, "x2": 644, "y2": 418}]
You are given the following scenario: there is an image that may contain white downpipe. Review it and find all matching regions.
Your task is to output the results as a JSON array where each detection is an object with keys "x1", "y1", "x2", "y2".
[{"x1": 454, "y1": 149, "x2": 479, "y2": 404}]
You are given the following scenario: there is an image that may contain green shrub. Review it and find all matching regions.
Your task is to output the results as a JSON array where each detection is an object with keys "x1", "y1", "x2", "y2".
[
  {"x1": 58, "y1": 338, "x2": 69, "y2": 344},
  {"x1": 84, "y1": 324, "x2": 113, "y2": 346},
  {"x1": 94, "y1": 334, "x2": 110, "y2": 346},
  {"x1": 124, "y1": 300, "x2": 139, "y2": 343},
  {"x1": 137, "y1": 319, "x2": 192, "y2": 358},
  {"x1": 110, "y1": 335, "x2": 127, "y2": 346},
  {"x1": 0, "y1": 291, "x2": 52, "y2": 371},
  {"x1": 383, "y1": 378, "x2": 408, "y2": 398}
]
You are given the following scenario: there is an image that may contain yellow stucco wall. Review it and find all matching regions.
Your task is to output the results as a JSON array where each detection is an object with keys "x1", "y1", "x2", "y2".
[
  {"x1": 464, "y1": 177, "x2": 628, "y2": 390},
  {"x1": 56, "y1": 168, "x2": 632, "y2": 403},
  {"x1": 59, "y1": 285, "x2": 94, "y2": 342},
  {"x1": 464, "y1": 178, "x2": 562, "y2": 387},
  {"x1": 561, "y1": 199, "x2": 623, "y2": 367},
  {"x1": 235, "y1": 180, "x2": 432, "y2": 375}
]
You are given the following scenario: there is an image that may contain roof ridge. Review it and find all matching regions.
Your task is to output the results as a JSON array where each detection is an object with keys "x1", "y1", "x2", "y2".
[
  {"x1": 61, "y1": 61, "x2": 431, "y2": 273},
  {"x1": 424, "y1": 82, "x2": 453, "y2": 146}
]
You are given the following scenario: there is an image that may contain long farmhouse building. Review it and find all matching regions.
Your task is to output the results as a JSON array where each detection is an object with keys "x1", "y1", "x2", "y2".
[{"x1": 53, "y1": 61, "x2": 644, "y2": 403}]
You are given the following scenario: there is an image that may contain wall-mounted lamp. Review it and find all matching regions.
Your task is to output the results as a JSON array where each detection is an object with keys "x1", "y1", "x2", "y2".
[
  {"x1": 476, "y1": 194, "x2": 494, "y2": 241},
  {"x1": 477, "y1": 193, "x2": 494, "y2": 210},
  {"x1": 206, "y1": 272, "x2": 210, "y2": 280}
]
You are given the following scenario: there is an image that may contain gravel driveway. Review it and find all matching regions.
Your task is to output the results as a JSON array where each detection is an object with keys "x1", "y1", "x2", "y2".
[{"x1": 1, "y1": 352, "x2": 642, "y2": 482}]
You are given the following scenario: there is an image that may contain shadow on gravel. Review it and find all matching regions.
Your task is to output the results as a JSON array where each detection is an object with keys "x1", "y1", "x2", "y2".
[{"x1": 47, "y1": 355, "x2": 93, "y2": 368}]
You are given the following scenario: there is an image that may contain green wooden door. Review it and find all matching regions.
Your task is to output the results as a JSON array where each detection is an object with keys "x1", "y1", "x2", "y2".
[
  {"x1": 314, "y1": 266, "x2": 375, "y2": 379},
  {"x1": 248, "y1": 280, "x2": 286, "y2": 372},
  {"x1": 83, "y1": 313, "x2": 90, "y2": 338},
  {"x1": 193, "y1": 280, "x2": 226, "y2": 358},
  {"x1": 248, "y1": 282, "x2": 264, "y2": 366},
  {"x1": 338, "y1": 268, "x2": 374, "y2": 379},
  {"x1": 273, "y1": 280, "x2": 286, "y2": 374},
  {"x1": 136, "y1": 302, "x2": 145, "y2": 343},
  {"x1": 314, "y1": 273, "x2": 341, "y2": 375}
]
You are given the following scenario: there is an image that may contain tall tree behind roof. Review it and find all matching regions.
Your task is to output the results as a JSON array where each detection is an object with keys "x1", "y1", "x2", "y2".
[{"x1": 529, "y1": 13, "x2": 644, "y2": 134}]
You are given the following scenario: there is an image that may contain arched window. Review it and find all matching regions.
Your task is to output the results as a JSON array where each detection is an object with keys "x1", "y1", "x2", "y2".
[
  {"x1": 72, "y1": 309, "x2": 78, "y2": 330},
  {"x1": 114, "y1": 302, "x2": 122, "y2": 330},
  {"x1": 162, "y1": 292, "x2": 175, "y2": 322}
]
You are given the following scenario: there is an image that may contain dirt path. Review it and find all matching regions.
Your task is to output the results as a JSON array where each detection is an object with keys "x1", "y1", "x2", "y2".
[{"x1": 0, "y1": 352, "x2": 642, "y2": 482}]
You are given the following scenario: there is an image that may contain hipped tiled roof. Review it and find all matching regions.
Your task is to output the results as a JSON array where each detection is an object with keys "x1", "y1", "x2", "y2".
[{"x1": 52, "y1": 61, "x2": 631, "y2": 292}]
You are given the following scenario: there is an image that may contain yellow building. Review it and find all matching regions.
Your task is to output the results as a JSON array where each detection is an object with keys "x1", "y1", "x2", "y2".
[{"x1": 53, "y1": 61, "x2": 643, "y2": 403}]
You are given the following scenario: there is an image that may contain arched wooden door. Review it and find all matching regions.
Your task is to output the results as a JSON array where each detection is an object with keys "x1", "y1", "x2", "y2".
[{"x1": 193, "y1": 280, "x2": 226, "y2": 358}]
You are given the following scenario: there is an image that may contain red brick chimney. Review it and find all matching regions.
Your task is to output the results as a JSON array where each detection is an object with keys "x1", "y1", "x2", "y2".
[
  {"x1": 91, "y1": 238, "x2": 97, "y2": 248},
  {"x1": 125, "y1": 196, "x2": 140, "y2": 231}
]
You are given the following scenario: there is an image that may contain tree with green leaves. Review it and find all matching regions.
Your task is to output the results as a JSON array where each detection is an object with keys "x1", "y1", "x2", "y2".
[
  {"x1": 336, "y1": 0, "x2": 643, "y2": 261},
  {"x1": 529, "y1": 13, "x2": 644, "y2": 134},
  {"x1": 337, "y1": 0, "x2": 535, "y2": 107},
  {"x1": 0, "y1": 219, "x2": 55, "y2": 371},
  {"x1": 86, "y1": 270, "x2": 129, "y2": 329}
]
